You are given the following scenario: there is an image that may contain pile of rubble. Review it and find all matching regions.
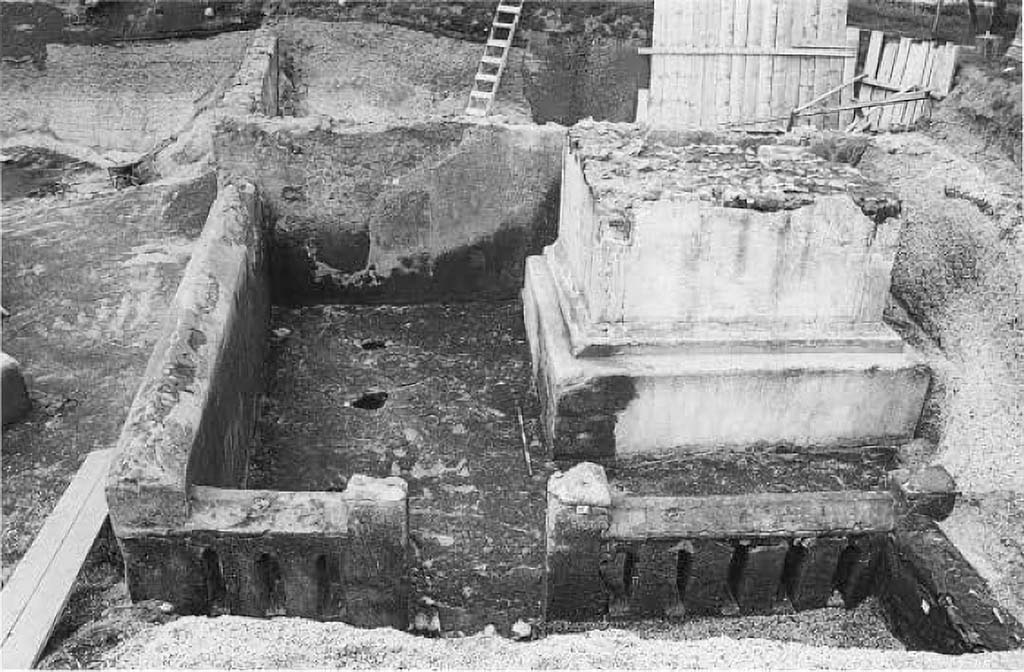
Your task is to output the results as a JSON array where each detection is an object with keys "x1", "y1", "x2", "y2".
[{"x1": 570, "y1": 120, "x2": 901, "y2": 223}]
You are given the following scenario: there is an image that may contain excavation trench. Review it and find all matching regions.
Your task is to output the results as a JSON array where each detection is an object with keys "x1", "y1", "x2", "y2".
[{"x1": 9, "y1": 16, "x2": 1015, "y2": 661}]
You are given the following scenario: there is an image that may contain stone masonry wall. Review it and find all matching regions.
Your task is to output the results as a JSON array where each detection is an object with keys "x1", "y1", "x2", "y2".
[{"x1": 106, "y1": 181, "x2": 271, "y2": 534}]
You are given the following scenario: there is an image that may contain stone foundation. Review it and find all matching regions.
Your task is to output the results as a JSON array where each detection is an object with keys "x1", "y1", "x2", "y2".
[
  {"x1": 105, "y1": 182, "x2": 410, "y2": 627},
  {"x1": 524, "y1": 122, "x2": 930, "y2": 459}
]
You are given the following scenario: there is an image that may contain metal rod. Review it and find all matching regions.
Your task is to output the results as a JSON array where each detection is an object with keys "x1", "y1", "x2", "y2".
[{"x1": 516, "y1": 404, "x2": 533, "y2": 477}]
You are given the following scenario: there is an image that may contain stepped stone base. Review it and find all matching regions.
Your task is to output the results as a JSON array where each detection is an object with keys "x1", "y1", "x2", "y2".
[{"x1": 524, "y1": 255, "x2": 930, "y2": 460}]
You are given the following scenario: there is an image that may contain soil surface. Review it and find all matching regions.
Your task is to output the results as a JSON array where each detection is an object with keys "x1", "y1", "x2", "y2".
[
  {"x1": 0, "y1": 177, "x2": 218, "y2": 595},
  {"x1": 273, "y1": 18, "x2": 532, "y2": 123},
  {"x1": 252, "y1": 301, "x2": 904, "y2": 641},
  {"x1": 610, "y1": 447, "x2": 896, "y2": 497},
  {"x1": 0, "y1": 33, "x2": 248, "y2": 153},
  {"x1": 252, "y1": 301, "x2": 550, "y2": 632}
]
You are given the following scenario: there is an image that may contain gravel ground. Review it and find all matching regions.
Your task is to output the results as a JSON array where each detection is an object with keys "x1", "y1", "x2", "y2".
[
  {"x1": 273, "y1": 18, "x2": 532, "y2": 123},
  {"x1": 106, "y1": 613, "x2": 1024, "y2": 669},
  {"x1": 862, "y1": 131, "x2": 1023, "y2": 495}
]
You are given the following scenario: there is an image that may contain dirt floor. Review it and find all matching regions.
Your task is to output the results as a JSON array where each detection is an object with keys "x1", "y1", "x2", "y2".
[
  {"x1": 252, "y1": 301, "x2": 554, "y2": 633},
  {"x1": 250, "y1": 301, "x2": 903, "y2": 642},
  {"x1": 273, "y1": 18, "x2": 532, "y2": 123}
]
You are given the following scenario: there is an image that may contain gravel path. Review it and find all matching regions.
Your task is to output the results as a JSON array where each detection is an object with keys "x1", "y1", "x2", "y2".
[{"x1": 107, "y1": 614, "x2": 1024, "y2": 669}]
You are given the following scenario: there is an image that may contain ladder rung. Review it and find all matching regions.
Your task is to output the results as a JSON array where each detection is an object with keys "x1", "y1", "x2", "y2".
[
  {"x1": 465, "y1": 107, "x2": 488, "y2": 117},
  {"x1": 496, "y1": 4, "x2": 522, "y2": 14},
  {"x1": 475, "y1": 72, "x2": 498, "y2": 83},
  {"x1": 481, "y1": 55, "x2": 504, "y2": 65},
  {"x1": 487, "y1": 39, "x2": 510, "y2": 49},
  {"x1": 470, "y1": 90, "x2": 494, "y2": 99},
  {"x1": 494, "y1": 21, "x2": 516, "y2": 29}
]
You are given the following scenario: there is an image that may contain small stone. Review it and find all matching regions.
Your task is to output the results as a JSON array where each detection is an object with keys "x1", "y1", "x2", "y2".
[
  {"x1": 511, "y1": 619, "x2": 532, "y2": 641},
  {"x1": 403, "y1": 428, "x2": 421, "y2": 443},
  {"x1": 271, "y1": 327, "x2": 291, "y2": 340},
  {"x1": 451, "y1": 423, "x2": 467, "y2": 435},
  {"x1": 482, "y1": 623, "x2": 497, "y2": 637},
  {"x1": 2, "y1": 352, "x2": 30, "y2": 426}
]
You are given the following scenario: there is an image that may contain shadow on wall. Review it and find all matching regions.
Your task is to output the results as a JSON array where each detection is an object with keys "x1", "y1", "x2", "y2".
[
  {"x1": 522, "y1": 30, "x2": 649, "y2": 125},
  {"x1": 214, "y1": 119, "x2": 565, "y2": 305}
]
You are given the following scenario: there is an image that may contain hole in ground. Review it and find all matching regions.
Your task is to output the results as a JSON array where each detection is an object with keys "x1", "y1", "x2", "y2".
[
  {"x1": 350, "y1": 391, "x2": 388, "y2": 410},
  {"x1": 360, "y1": 339, "x2": 386, "y2": 350}
]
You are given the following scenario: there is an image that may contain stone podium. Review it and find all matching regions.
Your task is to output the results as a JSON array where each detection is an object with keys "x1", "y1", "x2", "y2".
[{"x1": 523, "y1": 123, "x2": 930, "y2": 460}]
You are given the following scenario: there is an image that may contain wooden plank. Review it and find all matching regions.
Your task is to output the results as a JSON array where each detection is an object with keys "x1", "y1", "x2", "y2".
[
  {"x1": 1, "y1": 449, "x2": 113, "y2": 670},
  {"x1": 863, "y1": 30, "x2": 884, "y2": 78},
  {"x1": 879, "y1": 37, "x2": 913, "y2": 129},
  {"x1": 899, "y1": 41, "x2": 930, "y2": 127},
  {"x1": 714, "y1": 0, "x2": 735, "y2": 126},
  {"x1": 700, "y1": 0, "x2": 721, "y2": 127},
  {"x1": 0, "y1": 450, "x2": 112, "y2": 644},
  {"x1": 822, "y1": 0, "x2": 847, "y2": 129},
  {"x1": 639, "y1": 46, "x2": 856, "y2": 57},
  {"x1": 770, "y1": 0, "x2": 795, "y2": 123},
  {"x1": 868, "y1": 39, "x2": 898, "y2": 129},
  {"x1": 839, "y1": 28, "x2": 860, "y2": 126},
  {"x1": 910, "y1": 43, "x2": 938, "y2": 125},
  {"x1": 742, "y1": 0, "x2": 766, "y2": 124},
  {"x1": 729, "y1": 0, "x2": 751, "y2": 124},
  {"x1": 636, "y1": 88, "x2": 649, "y2": 124},
  {"x1": 756, "y1": 0, "x2": 780, "y2": 129},
  {"x1": 796, "y1": 0, "x2": 818, "y2": 122},
  {"x1": 608, "y1": 490, "x2": 897, "y2": 540},
  {"x1": 677, "y1": 0, "x2": 698, "y2": 127},
  {"x1": 929, "y1": 43, "x2": 959, "y2": 97},
  {"x1": 812, "y1": 0, "x2": 833, "y2": 128}
]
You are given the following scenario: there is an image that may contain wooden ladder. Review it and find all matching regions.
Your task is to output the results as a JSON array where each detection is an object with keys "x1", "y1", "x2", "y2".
[{"x1": 465, "y1": 0, "x2": 525, "y2": 117}]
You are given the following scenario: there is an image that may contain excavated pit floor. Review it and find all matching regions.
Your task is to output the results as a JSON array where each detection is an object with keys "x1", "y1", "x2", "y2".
[{"x1": 251, "y1": 300, "x2": 902, "y2": 644}]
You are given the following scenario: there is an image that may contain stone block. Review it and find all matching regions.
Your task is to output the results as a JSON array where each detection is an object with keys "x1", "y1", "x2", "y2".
[
  {"x1": 1, "y1": 352, "x2": 31, "y2": 425},
  {"x1": 545, "y1": 463, "x2": 612, "y2": 620},
  {"x1": 731, "y1": 540, "x2": 789, "y2": 614},
  {"x1": 525, "y1": 255, "x2": 930, "y2": 459},
  {"x1": 889, "y1": 465, "x2": 958, "y2": 521},
  {"x1": 785, "y1": 536, "x2": 847, "y2": 611}
]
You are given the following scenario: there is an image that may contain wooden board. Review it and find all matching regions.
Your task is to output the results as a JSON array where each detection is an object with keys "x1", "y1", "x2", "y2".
[
  {"x1": 608, "y1": 490, "x2": 897, "y2": 540},
  {"x1": 878, "y1": 37, "x2": 912, "y2": 129},
  {"x1": 646, "y1": 0, "x2": 852, "y2": 129},
  {"x1": 839, "y1": 27, "x2": 860, "y2": 127},
  {"x1": 1, "y1": 449, "x2": 113, "y2": 670}
]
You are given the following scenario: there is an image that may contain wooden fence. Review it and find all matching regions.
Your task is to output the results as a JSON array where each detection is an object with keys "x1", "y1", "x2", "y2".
[
  {"x1": 853, "y1": 29, "x2": 959, "y2": 130},
  {"x1": 641, "y1": 0, "x2": 857, "y2": 130}
]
